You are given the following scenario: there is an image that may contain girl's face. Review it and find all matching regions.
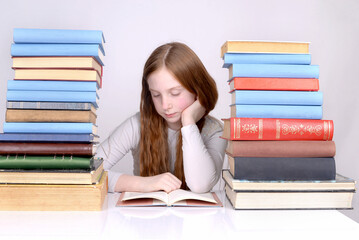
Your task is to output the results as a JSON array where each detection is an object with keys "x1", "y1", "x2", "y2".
[{"x1": 147, "y1": 67, "x2": 196, "y2": 130}]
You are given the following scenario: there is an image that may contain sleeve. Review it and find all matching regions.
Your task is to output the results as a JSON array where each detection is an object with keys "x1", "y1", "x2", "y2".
[
  {"x1": 181, "y1": 121, "x2": 227, "y2": 193},
  {"x1": 95, "y1": 114, "x2": 140, "y2": 193}
]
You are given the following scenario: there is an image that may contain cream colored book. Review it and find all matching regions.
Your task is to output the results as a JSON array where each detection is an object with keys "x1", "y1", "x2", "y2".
[
  {"x1": 221, "y1": 40, "x2": 310, "y2": 58},
  {"x1": 12, "y1": 56, "x2": 102, "y2": 76},
  {"x1": 117, "y1": 189, "x2": 222, "y2": 207}
]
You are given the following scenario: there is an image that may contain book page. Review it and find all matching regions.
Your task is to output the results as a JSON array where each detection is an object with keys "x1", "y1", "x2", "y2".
[
  {"x1": 122, "y1": 191, "x2": 168, "y2": 204},
  {"x1": 168, "y1": 189, "x2": 217, "y2": 206}
]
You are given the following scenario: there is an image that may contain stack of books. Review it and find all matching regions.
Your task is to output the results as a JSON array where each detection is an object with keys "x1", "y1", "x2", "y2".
[
  {"x1": 220, "y1": 40, "x2": 356, "y2": 210},
  {"x1": 0, "y1": 28, "x2": 107, "y2": 211}
]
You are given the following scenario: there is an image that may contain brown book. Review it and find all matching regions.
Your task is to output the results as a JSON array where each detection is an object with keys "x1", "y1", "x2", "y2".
[
  {"x1": 6, "y1": 109, "x2": 97, "y2": 123},
  {"x1": 0, "y1": 158, "x2": 103, "y2": 184},
  {"x1": 226, "y1": 140, "x2": 336, "y2": 158},
  {"x1": 0, "y1": 142, "x2": 97, "y2": 156},
  {"x1": 0, "y1": 171, "x2": 107, "y2": 211}
]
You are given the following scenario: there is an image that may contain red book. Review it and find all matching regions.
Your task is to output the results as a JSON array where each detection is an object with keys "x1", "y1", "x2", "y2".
[
  {"x1": 229, "y1": 77, "x2": 319, "y2": 91},
  {"x1": 222, "y1": 118, "x2": 334, "y2": 141}
]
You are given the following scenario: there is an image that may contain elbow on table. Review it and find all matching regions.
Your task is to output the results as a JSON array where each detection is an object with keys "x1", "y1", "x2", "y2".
[{"x1": 186, "y1": 180, "x2": 214, "y2": 193}]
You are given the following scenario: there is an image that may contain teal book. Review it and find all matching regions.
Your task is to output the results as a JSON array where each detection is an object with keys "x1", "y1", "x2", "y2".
[
  {"x1": 229, "y1": 64, "x2": 319, "y2": 79},
  {"x1": 223, "y1": 53, "x2": 311, "y2": 68},
  {"x1": 7, "y1": 90, "x2": 99, "y2": 108},
  {"x1": 11, "y1": 43, "x2": 104, "y2": 66},
  {"x1": 0, "y1": 155, "x2": 93, "y2": 170},
  {"x1": 230, "y1": 105, "x2": 323, "y2": 119},
  {"x1": 13, "y1": 28, "x2": 105, "y2": 54},
  {"x1": 7, "y1": 80, "x2": 98, "y2": 92},
  {"x1": 231, "y1": 90, "x2": 323, "y2": 106},
  {"x1": 3, "y1": 122, "x2": 97, "y2": 134}
]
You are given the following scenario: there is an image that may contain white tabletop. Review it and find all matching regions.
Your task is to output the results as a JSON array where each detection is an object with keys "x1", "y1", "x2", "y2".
[{"x1": 0, "y1": 191, "x2": 358, "y2": 240}]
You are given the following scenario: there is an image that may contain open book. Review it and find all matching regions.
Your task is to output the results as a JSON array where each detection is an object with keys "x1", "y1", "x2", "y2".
[{"x1": 117, "y1": 189, "x2": 222, "y2": 207}]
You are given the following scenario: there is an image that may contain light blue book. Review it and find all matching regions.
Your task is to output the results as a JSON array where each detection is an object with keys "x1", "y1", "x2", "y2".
[
  {"x1": 230, "y1": 64, "x2": 319, "y2": 79},
  {"x1": 223, "y1": 53, "x2": 311, "y2": 68},
  {"x1": 7, "y1": 80, "x2": 98, "y2": 92},
  {"x1": 7, "y1": 90, "x2": 99, "y2": 108},
  {"x1": 3, "y1": 122, "x2": 97, "y2": 134},
  {"x1": 230, "y1": 105, "x2": 323, "y2": 119},
  {"x1": 11, "y1": 44, "x2": 104, "y2": 66},
  {"x1": 231, "y1": 90, "x2": 323, "y2": 106},
  {"x1": 13, "y1": 28, "x2": 105, "y2": 54}
]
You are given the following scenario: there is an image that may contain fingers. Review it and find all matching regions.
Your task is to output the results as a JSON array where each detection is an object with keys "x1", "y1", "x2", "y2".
[{"x1": 155, "y1": 172, "x2": 182, "y2": 193}]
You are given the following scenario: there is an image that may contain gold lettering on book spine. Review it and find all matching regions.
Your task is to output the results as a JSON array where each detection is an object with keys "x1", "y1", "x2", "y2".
[
  {"x1": 258, "y1": 119, "x2": 263, "y2": 139},
  {"x1": 276, "y1": 120, "x2": 281, "y2": 139},
  {"x1": 281, "y1": 123, "x2": 323, "y2": 136},
  {"x1": 323, "y1": 121, "x2": 328, "y2": 140}
]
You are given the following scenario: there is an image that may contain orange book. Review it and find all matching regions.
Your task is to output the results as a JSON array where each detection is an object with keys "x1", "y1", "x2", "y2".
[
  {"x1": 222, "y1": 118, "x2": 334, "y2": 141},
  {"x1": 229, "y1": 77, "x2": 319, "y2": 91}
]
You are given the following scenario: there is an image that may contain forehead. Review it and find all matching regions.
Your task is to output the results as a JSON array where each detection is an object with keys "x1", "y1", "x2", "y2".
[{"x1": 147, "y1": 67, "x2": 182, "y2": 91}]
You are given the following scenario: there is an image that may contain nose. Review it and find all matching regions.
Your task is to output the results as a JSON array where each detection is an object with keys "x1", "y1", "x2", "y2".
[{"x1": 161, "y1": 96, "x2": 172, "y2": 110}]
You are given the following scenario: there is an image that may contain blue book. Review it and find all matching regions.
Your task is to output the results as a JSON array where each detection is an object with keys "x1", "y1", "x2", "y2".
[
  {"x1": 231, "y1": 90, "x2": 323, "y2": 106},
  {"x1": 11, "y1": 44, "x2": 104, "y2": 66},
  {"x1": 230, "y1": 105, "x2": 322, "y2": 119},
  {"x1": 0, "y1": 133, "x2": 98, "y2": 143},
  {"x1": 13, "y1": 28, "x2": 105, "y2": 54},
  {"x1": 7, "y1": 90, "x2": 99, "y2": 108},
  {"x1": 7, "y1": 80, "x2": 98, "y2": 92},
  {"x1": 229, "y1": 64, "x2": 319, "y2": 79},
  {"x1": 3, "y1": 122, "x2": 97, "y2": 134},
  {"x1": 223, "y1": 53, "x2": 311, "y2": 68}
]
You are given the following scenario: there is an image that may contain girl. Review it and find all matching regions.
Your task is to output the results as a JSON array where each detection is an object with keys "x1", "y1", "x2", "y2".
[{"x1": 96, "y1": 42, "x2": 227, "y2": 193}]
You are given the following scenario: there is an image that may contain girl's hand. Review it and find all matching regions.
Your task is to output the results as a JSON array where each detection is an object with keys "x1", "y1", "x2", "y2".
[
  {"x1": 181, "y1": 99, "x2": 206, "y2": 127},
  {"x1": 142, "y1": 172, "x2": 182, "y2": 193}
]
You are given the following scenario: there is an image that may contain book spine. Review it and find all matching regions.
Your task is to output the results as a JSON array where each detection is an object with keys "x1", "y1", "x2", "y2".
[
  {"x1": 7, "y1": 80, "x2": 98, "y2": 92},
  {"x1": 225, "y1": 118, "x2": 333, "y2": 140},
  {"x1": 226, "y1": 141, "x2": 336, "y2": 157},
  {"x1": 231, "y1": 90, "x2": 323, "y2": 106},
  {"x1": 3, "y1": 122, "x2": 95, "y2": 134},
  {"x1": 0, "y1": 142, "x2": 94, "y2": 156},
  {"x1": 229, "y1": 77, "x2": 319, "y2": 91},
  {"x1": 223, "y1": 53, "x2": 311, "y2": 68},
  {"x1": 6, "y1": 90, "x2": 98, "y2": 108},
  {"x1": 0, "y1": 155, "x2": 93, "y2": 169},
  {"x1": 5, "y1": 109, "x2": 96, "y2": 123},
  {"x1": 0, "y1": 133, "x2": 97, "y2": 142},
  {"x1": 231, "y1": 156, "x2": 336, "y2": 180},
  {"x1": 230, "y1": 105, "x2": 323, "y2": 119},
  {"x1": 7, "y1": 101, "x2": 95, "y2": 110},
  {"x1": 230, "y1": 64, "x2": 319, "y2": 79}
]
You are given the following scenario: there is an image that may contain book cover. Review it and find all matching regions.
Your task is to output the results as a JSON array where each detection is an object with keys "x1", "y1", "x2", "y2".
[
  {"x1": 0, "y1": 171, "x2": 107, "y2": 211},
  {"x1": 222, "y1": 118, "x2": 333, "y2": 140},
  {"x1": 11, "y1": 43, "x2": 104, "y2": 66},
  {"x1": 12, "y1": 56, "x2": 102, "y2": 76},
  {"x1": 227, "y1": 155, "x2": 336, "y2": 181},
  {"x1": 222, "y1": 170, "x2": 356, "y2": 191},
  {"x1": 117, "y1": 189, "x2": 222, "y2": 207},
  {"x1": 230, "y1": 105, "x2": 322, "y2": 119},
  {"x1": 223, "y1": 53, "x2": 311, "y2": 68},
  {"x1": 14, "y1": 69, "x2": 102, "y2": 88},
  {"x1": 7, "y1": 101, "x2": 96, "y2": 111},
  {"x1": 231, "y1": 90, "x2": 323, "y2": 106},
  {"x1": 229, "y1": 64, "x2": 319, "y2": 79},
  {"x1": 3, "y1": 122, "x2": 97, "y2": 134},
  {"x1": 226, "y1": 140, "x2": 336, "y2": 157},
  {"x1": 7, "y1": 80, "x2": 98, "y2": 92},
  {"x1": 6, "y1": 109, "x2": 97, "y2": 123},
  {"x1": 7, "y1": 90, "x2": 99, "y2": 108},
  {"x1": 229, "y1": 77, "x2": 319, "y2": 91},
  {"x1": 0, "y1": 155, "x2": 95, "y2": 169},
  {"x1": 0, "y1": 158, "x2": 103, "y2": 184},
  {"x1": 0, "y1": 133, "x2": 99, "y2": 143},
  {"x1": 221, "y1": 41, "x2": 310, "y2": 58},
  {"x1": 0, "y1": 142, "x2": 96, "y2": 156},
  {"x1": 225, "y1": 184, "x2": 354, "y2": 210}
]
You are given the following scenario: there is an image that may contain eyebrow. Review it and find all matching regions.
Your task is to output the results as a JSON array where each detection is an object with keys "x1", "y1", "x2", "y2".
[{"x1": 149, "y1": 86, "x2": 183, "y2": 92}]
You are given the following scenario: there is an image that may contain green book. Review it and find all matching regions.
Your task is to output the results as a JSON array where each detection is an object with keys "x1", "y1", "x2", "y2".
[{"x1": 0, "y1": 155, "x2": 94, "y2": 170}]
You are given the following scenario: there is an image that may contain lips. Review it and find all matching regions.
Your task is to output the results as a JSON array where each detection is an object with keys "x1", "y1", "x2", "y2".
[{"x1": 165, "y1": 113, "x2": 176, "y2": 118}]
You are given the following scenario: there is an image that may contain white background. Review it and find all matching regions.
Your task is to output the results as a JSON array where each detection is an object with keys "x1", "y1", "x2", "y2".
[{"x1": 0, "y1": 0, "x2": 358, "y2": 223}]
